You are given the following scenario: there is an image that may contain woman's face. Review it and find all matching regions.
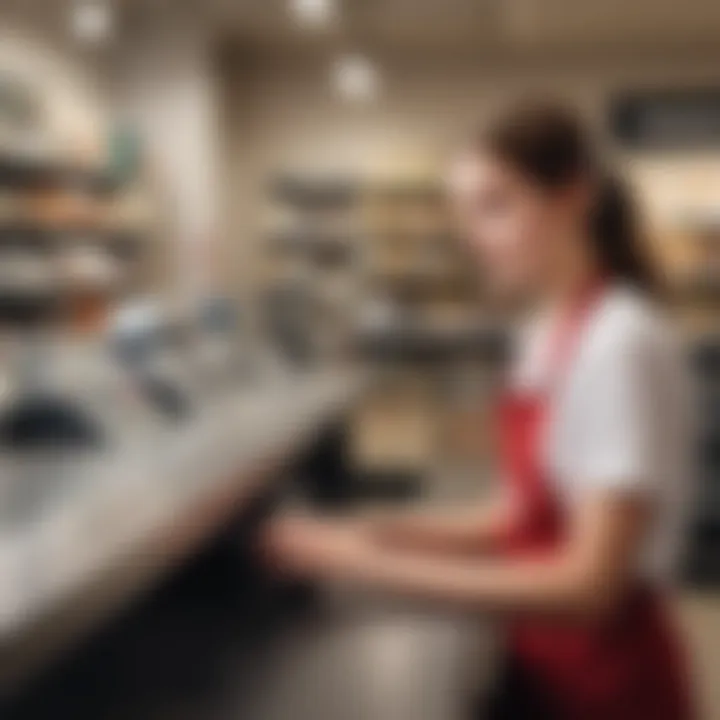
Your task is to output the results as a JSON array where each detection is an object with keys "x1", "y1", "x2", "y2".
[{"x1": 448, "y1": 151, "x2": 582, "y2": 299}]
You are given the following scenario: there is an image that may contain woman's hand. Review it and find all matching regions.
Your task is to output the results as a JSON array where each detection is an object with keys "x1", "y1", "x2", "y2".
[{"x1": 261, "y1": 515, "x2": 378, "y2": 581}]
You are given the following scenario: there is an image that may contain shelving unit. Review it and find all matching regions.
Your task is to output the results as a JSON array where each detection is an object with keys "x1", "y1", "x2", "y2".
[
  {"x1": 262, "y1": 172, "x2": 507, "y2": 495},
  {"x1": 261, "y1": 175, "x2": 363, "y2": 365},
  {"x1": 0, "y1": 143, "x2": 161, "y2": 331}
]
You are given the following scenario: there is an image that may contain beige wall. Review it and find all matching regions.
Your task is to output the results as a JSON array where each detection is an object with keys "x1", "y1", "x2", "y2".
[
  {"x1": 109, "y1": 12, "x2": 222, "y2": 297},
  {"x1": 220, "y1": 47, "x2": 720, "y2": 289}
]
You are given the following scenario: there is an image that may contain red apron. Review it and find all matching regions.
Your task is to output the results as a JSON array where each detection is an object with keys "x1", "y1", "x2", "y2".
[{"x1": 497, "y1": 284, "x2": 695, "y2": 720}]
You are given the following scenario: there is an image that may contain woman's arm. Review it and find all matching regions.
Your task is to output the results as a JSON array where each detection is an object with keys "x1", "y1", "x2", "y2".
[
  {"x1": 363, "y1": 491, "x2": 648, "y2": 617},
  {"x1": 363, "y1": 491, "x2": 514, "y2": 555},
  {"x1": 271, "y1": 488, "x2": 649, "y2": 619}
]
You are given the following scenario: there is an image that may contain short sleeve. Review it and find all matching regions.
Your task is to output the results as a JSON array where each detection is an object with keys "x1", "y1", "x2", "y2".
[
  {"x1": 554, "y1": 317, "x2": 665, "y2": 495},
  {"x1": 549, "y1": 290, "x2": 694, "y2": 579}
]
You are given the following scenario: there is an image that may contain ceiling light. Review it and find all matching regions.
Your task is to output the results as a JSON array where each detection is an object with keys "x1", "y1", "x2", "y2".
[
  {"x1": 332, "y1": 54, "x2": 379, "y2": 102},
  {"x1": 71, "y1": 0, "x2": 114, "y2": 45},
  {"x1": 290, "y1": 0, "x2": 336, "y2": 28}
]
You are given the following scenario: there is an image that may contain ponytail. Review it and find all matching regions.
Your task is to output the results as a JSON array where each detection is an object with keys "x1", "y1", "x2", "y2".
[{"x1": 590, "y1": 174, "x2": 659, "y2": 293}]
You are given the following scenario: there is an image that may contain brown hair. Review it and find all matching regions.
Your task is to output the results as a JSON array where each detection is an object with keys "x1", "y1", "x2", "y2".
[{"x1": 479, "y1": 99, "x2": 659, "y2": 293}]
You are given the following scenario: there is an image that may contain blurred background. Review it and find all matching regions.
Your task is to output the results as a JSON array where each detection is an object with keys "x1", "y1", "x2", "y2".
[{"x1": 0, "y1": 0, "x2": 719, "y2": 718}]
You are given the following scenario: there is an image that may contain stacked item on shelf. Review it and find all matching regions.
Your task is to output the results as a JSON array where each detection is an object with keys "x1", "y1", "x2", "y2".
[
  {"x1": 0, "y1": 174, "x2": 152, "y2": 335},
  {"x1": 262, "y1": 175, "x2": 362, "y2": 366},
  {"x1": 363, "y1": 181, "x2": 473, "y2": 301}
]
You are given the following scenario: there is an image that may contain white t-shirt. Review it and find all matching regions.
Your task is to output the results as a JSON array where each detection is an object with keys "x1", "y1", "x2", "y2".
[{"x1": 511, "y1": 283, "x2": 694, "y2": 581}]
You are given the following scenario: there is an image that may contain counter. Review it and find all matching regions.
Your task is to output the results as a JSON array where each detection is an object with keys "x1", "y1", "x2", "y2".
[{"x1": 0, "y1": 367, "x2": 365, "y2": 694}]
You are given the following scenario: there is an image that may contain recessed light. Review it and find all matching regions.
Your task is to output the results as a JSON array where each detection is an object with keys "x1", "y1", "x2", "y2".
[
  {"x1": 332, "y1": 54, "x2": 380, "y2": 102},
  {"x1": 71, "y1": 0, "x2": 114, "y2": 45},
  {"x1": 289, "y1": 0, "x2": 336, "y2": 29}
]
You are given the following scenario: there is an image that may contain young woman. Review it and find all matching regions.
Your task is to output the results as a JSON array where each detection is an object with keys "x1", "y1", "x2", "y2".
[{"x1": 264, "y1": 100, "x2": 696, "y2": 719}]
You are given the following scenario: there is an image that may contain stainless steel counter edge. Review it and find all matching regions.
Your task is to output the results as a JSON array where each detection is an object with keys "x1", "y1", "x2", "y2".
[{"x1": 0, "y1": 368, "x2": 367, "y2": 694}]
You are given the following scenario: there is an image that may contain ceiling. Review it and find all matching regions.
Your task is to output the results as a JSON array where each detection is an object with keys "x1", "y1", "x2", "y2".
[
  {"x1": 179, "y1": 0, "x2": 720, "y2": 54},
  {"x1": 8, "y1": 0, "x2": 720, "y2": 59}
]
